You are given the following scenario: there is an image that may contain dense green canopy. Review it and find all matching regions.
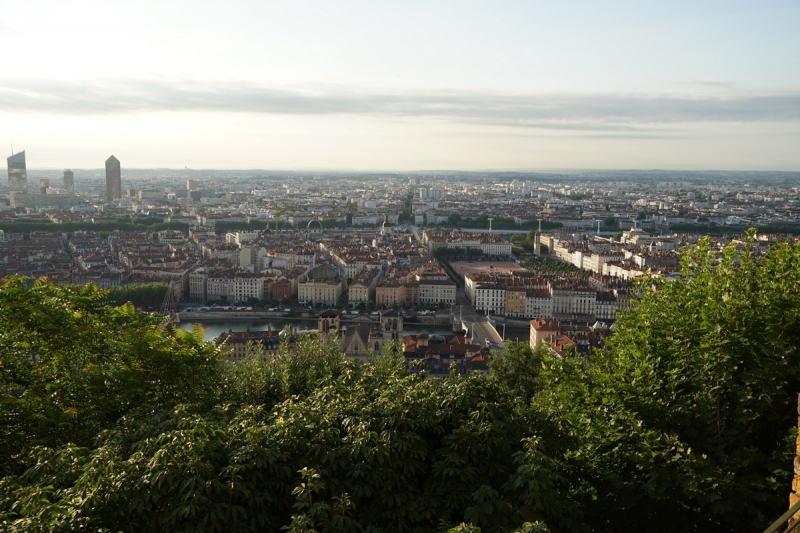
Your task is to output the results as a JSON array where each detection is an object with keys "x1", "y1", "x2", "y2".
[{"x1": 1, "y1": 234, "x2": 799, "y2": 532}]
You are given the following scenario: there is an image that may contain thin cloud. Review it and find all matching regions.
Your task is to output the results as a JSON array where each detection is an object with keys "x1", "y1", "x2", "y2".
[{"x1": 1, "y1": 78, "x2": 799, "y2": 129}]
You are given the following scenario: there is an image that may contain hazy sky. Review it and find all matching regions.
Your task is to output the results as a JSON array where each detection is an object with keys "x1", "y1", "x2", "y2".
[{"x1": 1, "y1": 0, "x2": 799, "y2": 170}]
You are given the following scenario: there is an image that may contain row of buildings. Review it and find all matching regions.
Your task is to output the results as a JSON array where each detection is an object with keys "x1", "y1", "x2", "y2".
[{"x1": 464, "y1": 269, "x2": 633, "y2": 322}]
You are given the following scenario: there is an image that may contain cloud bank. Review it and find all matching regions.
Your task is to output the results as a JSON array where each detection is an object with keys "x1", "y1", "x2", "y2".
[{"x1": 2, "y1": 78, "x2": 799, "y2": 129}]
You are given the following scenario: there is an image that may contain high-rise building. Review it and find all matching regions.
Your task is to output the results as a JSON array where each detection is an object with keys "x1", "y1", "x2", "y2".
[
  {"x1": 7, "y1": 151, "x2": 27, "y2": 193},
  {"x1": 186, "y1": 179, "x2": 198, "y2": 190},
  {"x1": 63, "y1": 169, "x2": 74, "y2": 192},
  {"x1": 39, "y1": 179, "x2": 50, "y2": 194},
  {"x1": 105, "y1": 155, "x2": 121, "y2": 201}
]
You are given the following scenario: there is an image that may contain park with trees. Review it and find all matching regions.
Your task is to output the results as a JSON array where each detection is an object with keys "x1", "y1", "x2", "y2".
[{"x1": 1, "y1": 234, "x2": 799, "y2": 532}]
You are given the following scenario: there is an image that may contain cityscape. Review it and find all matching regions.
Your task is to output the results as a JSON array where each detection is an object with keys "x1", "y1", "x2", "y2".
[
  {"x1": 2, "y1": 1, "x2": 800, "y2": 531},
  {"x1": 3, "y1": 149, "x2": 800, "y2": 371}
]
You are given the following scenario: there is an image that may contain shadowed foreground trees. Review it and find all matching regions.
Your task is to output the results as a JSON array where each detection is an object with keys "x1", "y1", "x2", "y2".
[
  {"x1": 1, "y1": 235, "x2": 800, "y2": 532},
  {"x1": 532, "y1": 235, "x2": 800, "y2": 532},
  {"x1": 0, "y1": 278, "x2": 220, "y2": 477}
]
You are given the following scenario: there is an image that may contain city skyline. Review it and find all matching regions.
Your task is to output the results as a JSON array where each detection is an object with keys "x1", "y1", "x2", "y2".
[
  {"x1": 1, "y1": 1, "x2": 799, "y2": 170},
  {"x1": 105, "y1": 155, "x2": 121, "y2": 201}
]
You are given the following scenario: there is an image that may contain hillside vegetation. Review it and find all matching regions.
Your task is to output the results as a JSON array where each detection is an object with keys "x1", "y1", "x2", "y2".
[{"x1": 1, "y1": 235, "x2": 799, "y2": 532}]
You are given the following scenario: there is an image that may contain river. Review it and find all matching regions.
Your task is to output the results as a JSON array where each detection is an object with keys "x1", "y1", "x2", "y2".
[
  {"x1": 179, "y1": 318, "x2": 459, "y2": 342},
  {"x1": 178, "y1": 318, "x2": 530, "y2": 344}
]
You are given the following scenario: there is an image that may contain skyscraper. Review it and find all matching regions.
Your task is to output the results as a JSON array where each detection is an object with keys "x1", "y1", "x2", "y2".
[
  {"x1": 7, "y1": 151, "x2": 27, "y2": 193},
  {"x1": 105, "y1": 155, "x2": 121, "y2": 201},
  {"x1": 39, "y1": 179, "x2": 50, "y2": 194},
  {"x1": 63, "y1": 169, "x2": 74, "y2": 193}
]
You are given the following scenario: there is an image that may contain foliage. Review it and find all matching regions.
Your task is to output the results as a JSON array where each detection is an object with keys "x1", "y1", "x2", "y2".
[
  {"x1": 434, "y1": 247, "x2": 488, "y2": 261},
  {"x1": 215, "y1": 220, "x2": 291, "y2": 234},
  {"x1": 3, "y1": 236, "x2": 800, "y2": 532},
  {"x1": 510, "y1": 235, "x2": 533, "y2": 252},
  {"x1": 0, "y1": 220, "x2": 189, "y2": 235},
  {"x1": 1, "y1": 338, "x2": 583, "y2": 533},
  {"x1": 437, "y1": 216, "x2": 562, "y2": 232},
  {"x1": 520, "y1": 257, "x2": 591, "y2": 278},
  {"x1": 398, "y1": 190, "x2": 415, "y2": 223},
  {"x1": 534, "y1": 235, "x2": 800, "y2": 532},
  {"x1": 671, "y1": 223, "x2": 800, "y2": 236},
  {"x1": 489, "y1": 342, "x2": 549, "y2": 404},
  {"x1": 103, "y1": 282, "x2": 170, "y2": 308},
  {"x1": 321, "y1": 218, "x2": 345, "y2": 228},
  {"x1": 520, "y1": 220, "x2": 562, "y2": 231},
  {"x1": 0, "y1": 277, "x2": 221, "y2": 478}
]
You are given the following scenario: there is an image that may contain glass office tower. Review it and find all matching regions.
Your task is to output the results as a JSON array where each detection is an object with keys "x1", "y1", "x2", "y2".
[{"x1": 7, "y1": 151, "x2": 27, "y2": 193}]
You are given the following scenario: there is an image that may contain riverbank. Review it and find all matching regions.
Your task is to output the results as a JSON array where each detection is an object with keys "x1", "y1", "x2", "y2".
[
  {"x1": 177, "y1": 319, "x2": 459, "y2": 342},
  {"x1": 178, "y1": 311, "x2": 451, "y2": 326}
]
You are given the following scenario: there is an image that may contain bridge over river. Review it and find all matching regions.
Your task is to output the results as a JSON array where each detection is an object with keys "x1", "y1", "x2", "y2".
[{"x1": 451, "y1": 304, "x2": 506, "y2": 352}]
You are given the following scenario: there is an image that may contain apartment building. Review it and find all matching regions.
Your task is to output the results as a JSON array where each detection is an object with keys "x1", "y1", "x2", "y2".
[
  {"x1": 376, "y1": 282, "x2": 406, "y2": 306},
  {"x1": 419, "y1": 278, "x2": 456, "y2": 305},
  {"x1": 298, "y1": 278, "x2": 342, "y2": 305},
  {"x1": 233, "y1": 272, "x2": 268, "y2": 301},
  {"x1": 348, "y1": 268, "x2": 382, "y2": 303},
  {"x1": 188, "y1": 267, "x2": 208, "y2": 302},
  {"x1": 207, "y1": 270, "x2": 236, "y2": 301}
]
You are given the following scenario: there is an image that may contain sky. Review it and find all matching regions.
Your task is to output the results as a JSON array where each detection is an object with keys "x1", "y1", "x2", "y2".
[{"x1": 1, "y1": 0, "x2": 799, "y2": 171}]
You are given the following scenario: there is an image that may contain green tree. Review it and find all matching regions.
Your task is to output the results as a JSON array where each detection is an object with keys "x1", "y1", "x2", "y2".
[
  {"x1": 1, "y1": 332, "x2": 583, "y2": 533},
  {"x1": 489, "y1": 342, "x2": 549, "y2": 404},
  {"x1": 4, "y1": 237, "x2": 800, "y2": 532},
  {"x1": 0, "y1": 277, "x2": 220, "y2": 478},
  {"x1": 104, "y1": 282, "x2": 169, "y2": 308},
  {"x1": 535, "y1": 235, "x2": 800, "y2": 532}
]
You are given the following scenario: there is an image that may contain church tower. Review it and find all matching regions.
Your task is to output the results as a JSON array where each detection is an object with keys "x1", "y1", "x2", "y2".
[
  {"x1": 318, "y1": 310, "x2": 341, "y2": 340},
  {"x1": 380, "y1": 309, "x2": 403, "y2": 341}
]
